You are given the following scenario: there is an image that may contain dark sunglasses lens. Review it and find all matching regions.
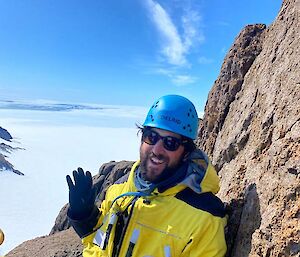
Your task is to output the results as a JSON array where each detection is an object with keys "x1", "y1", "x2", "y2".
[
  {"x1": 162, "y1": 137, "x2": 181, "y2": 151},
  {"x1": 142, "y1": 130, "x2": 159, "y2": 145}
]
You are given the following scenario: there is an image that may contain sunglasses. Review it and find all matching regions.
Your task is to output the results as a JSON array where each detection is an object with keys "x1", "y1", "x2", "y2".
[{"x1": 142, "y1": 129, "x2": 186, "y2": 151}]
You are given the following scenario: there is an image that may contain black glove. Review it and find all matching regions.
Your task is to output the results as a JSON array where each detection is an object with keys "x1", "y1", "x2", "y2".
[{"x1": 66, "y1": 167, "x2": 96, "y2": 220}]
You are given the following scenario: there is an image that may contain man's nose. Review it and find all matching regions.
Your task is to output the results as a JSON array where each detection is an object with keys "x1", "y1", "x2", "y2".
[{"x1": 152, "y1": 139, "x2": 165, "y2": 155}]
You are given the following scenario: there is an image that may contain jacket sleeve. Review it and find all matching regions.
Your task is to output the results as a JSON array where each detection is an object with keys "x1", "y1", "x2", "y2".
[
  {"x1": 68, "y1": 205, "x2": 100, "y2": 238},
  {"x1": 68, "y1": 187, "x2": 113, "y2": 239},
  {"x1": 181, "y1": 216, "x2": 227, "y2": 257}
]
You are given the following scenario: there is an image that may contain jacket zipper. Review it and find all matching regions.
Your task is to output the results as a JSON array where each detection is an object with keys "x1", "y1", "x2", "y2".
[{"x1": 112, "y1": 197, "x2": 138, "y2": 257}]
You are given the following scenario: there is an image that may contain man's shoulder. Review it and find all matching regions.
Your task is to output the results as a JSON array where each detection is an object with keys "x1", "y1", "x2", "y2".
[{"x1": 175, "y1": 188, "x2": 226, "y2": 218}]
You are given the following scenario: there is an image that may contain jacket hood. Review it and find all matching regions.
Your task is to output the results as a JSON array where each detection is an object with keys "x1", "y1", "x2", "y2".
[{"x1": 179, "y1": 149, "x2": 220, "y2": 194}]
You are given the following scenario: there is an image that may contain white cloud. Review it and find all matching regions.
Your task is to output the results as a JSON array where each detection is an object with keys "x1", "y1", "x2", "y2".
[
  {"x1": 144, "y1": 0, "x2": 203, "y2": 67},
  {"x1": 182, "y1": 9, "x2": 204, "y2": 49},
  {"x1": 152, "y1": 67, "x2": 197, "y2": 86},
  {"x1": 145, "y1": 0, "x2": 186, "y2": 65},
  {"x1": 171, "y1": 74, "x2": 197, "y2": 86},
  {"x1": 155, "y1": 67, "x2": 174, "y2": 76}
]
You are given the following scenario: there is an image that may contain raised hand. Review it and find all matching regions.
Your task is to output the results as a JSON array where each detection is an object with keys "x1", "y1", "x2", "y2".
[{"x1": 66, "y1": 167, "x2": 96, "y2": 219}]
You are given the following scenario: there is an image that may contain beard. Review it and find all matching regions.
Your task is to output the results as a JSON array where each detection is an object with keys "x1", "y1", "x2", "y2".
[{"x1": 139, "y1": 150, "x2": 184, "y2": 183}]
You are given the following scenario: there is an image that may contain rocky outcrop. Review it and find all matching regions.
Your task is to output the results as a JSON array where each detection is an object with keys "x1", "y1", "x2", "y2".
[
  {"x1": 0, "y1": 127, "x2": 24, "y2": 175},
  {"x1": 0, "y1": 154, "x2": 23, "y2": 176},
  {"x1": 196, "y1": 24, "x2": 266, "y2": 159},
  {"x1": 5, "y1": 229, "x2": 82, "y2": 257},
  {"x1": 197, "y1": 0, "x2": 300, "y2": 256},
  {"x1": 0, "y1": 127, "x2": 13, "y2": 142}
]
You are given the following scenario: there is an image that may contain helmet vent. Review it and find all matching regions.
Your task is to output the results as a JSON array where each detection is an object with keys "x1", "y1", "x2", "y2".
[
  {"x1": 183, "y1": 124, "x2": 193, "y2": 132},
  {"x1": 187, "y1": 108, "x2": 195, "y2": 119},
  {"x1": 187, "y1": 108, "x2": 195, "y2": 118},
  {"x1": 153, "y1": 101, "x2": 159, "y2": 108},
  {"x1": 150, "y1": 115, "x2": 154, "y2": 121}
]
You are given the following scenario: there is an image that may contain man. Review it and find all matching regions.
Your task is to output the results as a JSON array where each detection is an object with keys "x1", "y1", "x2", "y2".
[{"x1": 67, "y1": 95, "x2": 227, "y2": 257}]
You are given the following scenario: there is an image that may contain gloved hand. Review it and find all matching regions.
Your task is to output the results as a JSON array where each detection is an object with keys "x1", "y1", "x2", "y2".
[{"x1": 66, "y1": 167, "x2": 97, "y2": 220}]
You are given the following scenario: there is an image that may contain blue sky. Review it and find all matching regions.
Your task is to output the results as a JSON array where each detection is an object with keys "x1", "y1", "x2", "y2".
[{"x1": 0, "y1": 0, "x2": 282, "y2": 112}]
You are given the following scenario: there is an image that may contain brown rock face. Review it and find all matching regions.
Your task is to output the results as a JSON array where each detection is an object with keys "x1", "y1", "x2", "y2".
[
  {"x1": 197, "y1": 23, "x2": 267, "y2": 159},
  {"x1": 5, "y1": 229, "x2": 82, "y2": 257},
  {"x1": 198, "y1": 0, "x2": 300, "y2": 256}
]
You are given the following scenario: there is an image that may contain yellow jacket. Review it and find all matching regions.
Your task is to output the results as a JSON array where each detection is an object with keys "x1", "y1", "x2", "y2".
[{"x1": 70, "y1": 150, "x2": 227, "y2": 257}]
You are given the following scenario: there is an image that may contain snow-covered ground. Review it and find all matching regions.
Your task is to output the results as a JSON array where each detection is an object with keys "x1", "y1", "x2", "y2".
[{"x1": 0, "y1": 103, "x2": 146, "y2": 255}]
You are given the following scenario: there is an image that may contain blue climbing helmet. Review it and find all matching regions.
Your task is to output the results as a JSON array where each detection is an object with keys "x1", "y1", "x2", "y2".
[{"x1": 143, "y1": 95, "x2": 199, "y2": 140}]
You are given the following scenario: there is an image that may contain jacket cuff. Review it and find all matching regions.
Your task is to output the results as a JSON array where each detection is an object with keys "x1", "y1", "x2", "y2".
[{"x1": 67, "y1": 205, "x2": 100, "y2": 238}]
